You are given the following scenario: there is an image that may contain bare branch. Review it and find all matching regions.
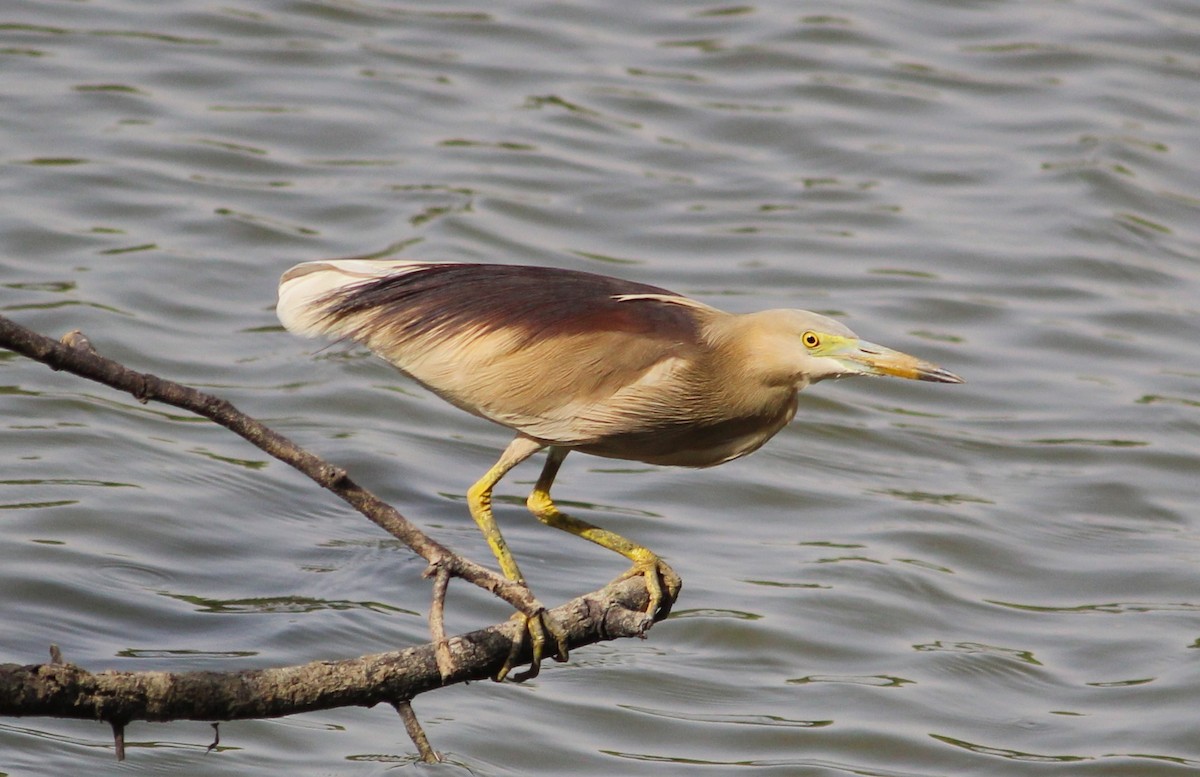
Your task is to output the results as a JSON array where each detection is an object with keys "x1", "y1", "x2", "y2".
[
  {"x1": 0, "y1": 574, "x2": 657, "y2": 721},
  {"x1": 394, "y1": 700, "x2": 441, "y2": 764},
  {"x1": 425, "y1": 563, "x2": 456, "y2": 680},
  {"x1": 0, "y1": 313, "x2": 678, "y2": 756},
  {"x1": 0, "y1": 314, "x2": 538, "y2": 615}
]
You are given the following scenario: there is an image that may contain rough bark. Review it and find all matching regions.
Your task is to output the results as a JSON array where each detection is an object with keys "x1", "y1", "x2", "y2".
[{"x1": 0, "y1": 574, "x2": 655, "y2": 722}]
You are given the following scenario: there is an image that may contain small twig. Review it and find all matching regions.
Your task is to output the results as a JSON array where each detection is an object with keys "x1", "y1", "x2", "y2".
[
  {"x1": 111, "y1": 721, "x2": 126, "y2": 762},
  {"x1": 425, "y1": 564, "x2": 455, "y2": 681},
  {"x1": 393, "y1": 700, "x2": 441, "y2": 764},
  {"x1": 206, "y1": 722, "x2": 220, "y2": 754}
]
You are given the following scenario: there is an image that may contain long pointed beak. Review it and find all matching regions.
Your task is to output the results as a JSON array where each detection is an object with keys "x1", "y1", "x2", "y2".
[{"x1": 837, "y1": 340, "x2": 964, "y2": 383}]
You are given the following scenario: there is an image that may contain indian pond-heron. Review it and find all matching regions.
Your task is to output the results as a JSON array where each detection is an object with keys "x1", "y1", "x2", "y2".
[{"x1": 277, "y1": 259, "x2": 963, "y2": 679}]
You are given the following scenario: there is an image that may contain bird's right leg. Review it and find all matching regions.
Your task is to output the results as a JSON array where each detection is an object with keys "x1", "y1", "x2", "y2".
[
  {"x1": 526, "y1": 447, "x2": 681, "y2": 628},
  {"x1": 466, "y1": 435, "x2": 569, "y2": 681}
]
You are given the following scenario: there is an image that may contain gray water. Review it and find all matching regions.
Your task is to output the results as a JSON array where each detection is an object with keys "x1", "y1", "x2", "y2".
[{"x1": 3, "y1": 1, "x2": 1199, "y2": 774}]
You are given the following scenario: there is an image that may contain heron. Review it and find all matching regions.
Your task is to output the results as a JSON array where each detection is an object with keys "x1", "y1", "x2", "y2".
[{"x1": 277, "y1": 259, "x2": 962, "y2": 680}]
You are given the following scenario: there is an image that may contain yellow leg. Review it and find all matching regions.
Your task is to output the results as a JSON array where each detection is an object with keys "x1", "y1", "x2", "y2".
[
  {"x1": 467, "y1": 435, "x2": 568, "y2": 681},
  {"x1": 526, "y1": 447, "x2": 681, "y2": 626}
]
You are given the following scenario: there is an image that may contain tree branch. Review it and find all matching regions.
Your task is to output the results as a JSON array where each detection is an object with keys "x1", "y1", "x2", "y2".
[
  {"x1": 0, "y1": 316, "x2": 539, "y2": 615},
  {"x1": 0, "y1": 313, "x2": 677, "y2": 758},
  {"x1": 0, "y1": 574, "x2": 656, "y2": 722},
  {"x1": 394, "y1": 700, "x2": 441, "y2": 764}
]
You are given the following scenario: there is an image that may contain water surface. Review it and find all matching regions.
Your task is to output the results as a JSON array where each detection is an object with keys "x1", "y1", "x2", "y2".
[{"x1": 2, "y1": 1, "x2": 1199, "y2": 774}]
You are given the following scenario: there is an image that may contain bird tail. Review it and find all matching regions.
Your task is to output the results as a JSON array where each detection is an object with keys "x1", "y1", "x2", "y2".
[{"x1": 276, "y1": 259, "x2": 424, "y2": 339}]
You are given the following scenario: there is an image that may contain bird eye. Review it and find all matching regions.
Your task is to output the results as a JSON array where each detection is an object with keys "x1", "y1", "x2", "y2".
[{"x1": 802, "y1": 331, "x2": 820, "y2": 348}]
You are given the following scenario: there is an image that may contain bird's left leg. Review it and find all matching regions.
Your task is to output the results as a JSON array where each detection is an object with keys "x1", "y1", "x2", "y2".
[
  {"x1": 467, "y1": 435, "x2": 569, "y2": 681},
  {"x1": 526, "y1": 447, "x2": 681, "y2": 628}
]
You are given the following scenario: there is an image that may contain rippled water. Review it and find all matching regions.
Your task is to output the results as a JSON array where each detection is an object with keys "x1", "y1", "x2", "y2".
[{"x1": 3, "y1": 1, "x2": 1199, "y2": 774}]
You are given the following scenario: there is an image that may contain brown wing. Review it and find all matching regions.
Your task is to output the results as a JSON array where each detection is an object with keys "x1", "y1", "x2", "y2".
[{"x1": 278, "y1": 260, "x2": 724, "y2": 445}]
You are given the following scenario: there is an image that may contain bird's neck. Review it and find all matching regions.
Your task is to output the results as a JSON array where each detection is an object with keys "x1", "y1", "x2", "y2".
[{"x1": 704, "y1": 311, "x2": 810, "y2": 392}]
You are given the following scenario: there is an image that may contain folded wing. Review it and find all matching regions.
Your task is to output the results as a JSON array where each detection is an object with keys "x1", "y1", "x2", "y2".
[{"x1": 277, "y1": 260, "x2": 724, "y2": 448}]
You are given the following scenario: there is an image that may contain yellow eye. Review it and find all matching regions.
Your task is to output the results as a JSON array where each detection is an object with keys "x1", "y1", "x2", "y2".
[{"x1": 802, "y1": 331, "x2": 821, "y2": 349}]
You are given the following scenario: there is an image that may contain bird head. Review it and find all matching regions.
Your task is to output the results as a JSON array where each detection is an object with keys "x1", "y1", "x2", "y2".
[{"x1": 751, "y1": 309, "x2": 963, "y2": 386}]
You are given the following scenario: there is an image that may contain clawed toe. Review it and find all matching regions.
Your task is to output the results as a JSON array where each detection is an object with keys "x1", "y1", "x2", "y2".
[
  {"x1": 488, "y1": 552, "x2": 678, "y2": 682},
  {"x1": 617, "y1": 553, "x2": 681, "y2": 624},
  {"x1": 496, "y1": 608, "x2": 570, "y2": 683}
]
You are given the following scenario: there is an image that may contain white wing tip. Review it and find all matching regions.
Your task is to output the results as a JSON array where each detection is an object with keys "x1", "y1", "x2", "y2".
[{"x1": 276, "y1": 259, "x2": 425, "y2": 337}]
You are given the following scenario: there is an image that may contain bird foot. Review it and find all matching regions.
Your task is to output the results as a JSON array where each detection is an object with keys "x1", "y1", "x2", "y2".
[
  {"x1": 616, "y1": 552, "x2": 682, "y2": 627},
  {"x1": 496, "y1": 608, "x2": 570, "y2": 683}
]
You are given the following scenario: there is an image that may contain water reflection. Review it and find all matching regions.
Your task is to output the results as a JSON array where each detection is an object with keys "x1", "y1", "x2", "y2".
[{"x1": 158, "y1": 592, "x2": 419, "y2": 617}]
